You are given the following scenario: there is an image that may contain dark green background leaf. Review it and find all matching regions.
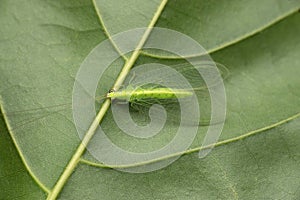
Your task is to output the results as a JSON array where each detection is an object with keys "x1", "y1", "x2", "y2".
[{"x1": 0, "y1": 111, "x2": 45, "y2": 199}]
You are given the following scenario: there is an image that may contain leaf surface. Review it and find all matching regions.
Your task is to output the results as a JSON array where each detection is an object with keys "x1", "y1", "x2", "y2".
[
  {"x1": 0, "y1": 111, "x2": 46, "y2": 199},
  {"x1": 0, "y1": 0, "x2": 300, "y2": 199}
]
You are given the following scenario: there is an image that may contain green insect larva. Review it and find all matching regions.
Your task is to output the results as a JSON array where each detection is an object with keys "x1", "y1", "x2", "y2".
[{"x1": 106, "y1": 87, "x2": 193, "y2": 102}]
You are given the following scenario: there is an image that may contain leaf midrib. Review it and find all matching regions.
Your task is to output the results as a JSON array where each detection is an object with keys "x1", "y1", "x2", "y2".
[{"x1": 46, "y1": 0, "x2": 169, "y2": 199}]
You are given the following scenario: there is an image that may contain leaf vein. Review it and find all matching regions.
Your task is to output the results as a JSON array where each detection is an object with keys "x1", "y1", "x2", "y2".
[
  {"x1": 79, "y1": 112, "x2": 300, "y2": 169},
  {"x1": 0, "y1": 102, "x2": 50, "y2": 194}
]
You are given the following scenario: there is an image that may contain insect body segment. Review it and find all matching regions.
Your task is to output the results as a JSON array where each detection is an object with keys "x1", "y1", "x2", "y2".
[{"x1": 107, "y1": 87, "x2": 193, "y2": 102}]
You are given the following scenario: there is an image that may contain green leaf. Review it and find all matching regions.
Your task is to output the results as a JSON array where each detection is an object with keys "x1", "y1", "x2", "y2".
[
  {"x1": 0, "y1": 110, "x2": 46, "y2": 199},
  {"x1": 157, "y1": 0, "x2": 300, "y2": 53},
  {"x1": 96, "y1": 0, "x2": 300, "y2": 56},
  {"x1": 62, "y1": 118, "x2": 300, "y2": 200},
  {"x1": 0, "y1": 0, "x2": 106, "y2": 190},
  {"x1": 0, "y1": 0, "x2": 300, "y2": 199},
  {"x1": 93, "y1": 0, "x2": 162, "y2": 35}
]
